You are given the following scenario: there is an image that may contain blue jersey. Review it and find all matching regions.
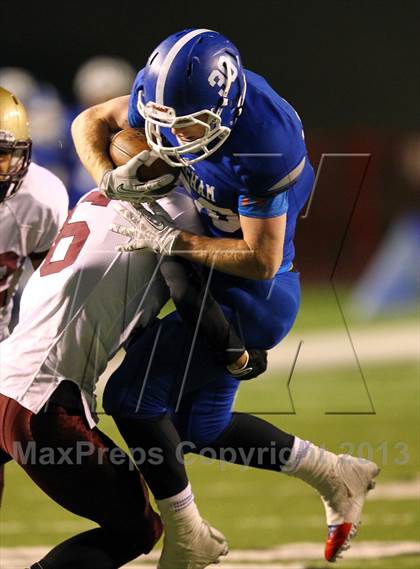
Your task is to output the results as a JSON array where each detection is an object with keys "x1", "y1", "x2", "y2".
[{"x1": 128, "y1": 69, "x2": 314, "y2": 274}]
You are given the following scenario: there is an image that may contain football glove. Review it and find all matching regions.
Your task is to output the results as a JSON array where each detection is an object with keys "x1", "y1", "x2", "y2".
[
  {"x1": 110, "y1": 201, "x2": 181, "y2": 255},
  {"x1": 227, "y1": 349, "x2": 268, "y2": 381},
  {"x1": 100, "y1": 150, "x2": 175, "y2": 204}
]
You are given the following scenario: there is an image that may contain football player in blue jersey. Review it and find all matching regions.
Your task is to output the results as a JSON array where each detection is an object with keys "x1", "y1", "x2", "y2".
[{"x1": 72, "y1": 28, "x2": 380, "y2": 567}]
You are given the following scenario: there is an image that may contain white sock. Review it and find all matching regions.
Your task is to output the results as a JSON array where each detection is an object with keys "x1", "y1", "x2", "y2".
[
  {"x1": 283, "y1": 436, "x2": 311, "y2": 473},
  {"x1": 283, "y1": 438, "x2": 339, "y2": 494},
  {"x1": 156, "y1": 484, "x2": 202, "y2": 534},
  {"x1": 156, "y1": 484, "x2": 194, "y2": 514}
]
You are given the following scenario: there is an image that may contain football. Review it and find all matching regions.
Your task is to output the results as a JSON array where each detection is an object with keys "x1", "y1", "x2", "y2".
[{"x1": 109, "y1": 127, "x2": 179, "y2": 190}]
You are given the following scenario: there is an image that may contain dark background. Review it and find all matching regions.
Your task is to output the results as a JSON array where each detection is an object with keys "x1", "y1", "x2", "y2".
[
  {"x1": 4, "y1": 0, "x2": 419, "y2": 128},
  {"x1": 3, "y1": 0, "x2": 419, "y2": 281}
]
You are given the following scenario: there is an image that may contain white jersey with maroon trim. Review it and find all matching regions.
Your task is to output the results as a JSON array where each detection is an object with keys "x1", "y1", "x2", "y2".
[
  {"x1": 0, "y1": 162, "x2": 69, "y2": 340},
  {"x1": 0, "y1": 187, "x2": 202, "y2": 427}
]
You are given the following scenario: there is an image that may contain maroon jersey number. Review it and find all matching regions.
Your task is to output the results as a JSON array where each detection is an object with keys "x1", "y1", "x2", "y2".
[{"x1": 40, "y1": 191, "x2": 110, "y2": 277}]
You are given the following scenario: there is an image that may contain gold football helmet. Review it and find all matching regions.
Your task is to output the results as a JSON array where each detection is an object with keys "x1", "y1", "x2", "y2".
[{"x1": 0, "y1": 86, "x2": 32, "y2": 202}]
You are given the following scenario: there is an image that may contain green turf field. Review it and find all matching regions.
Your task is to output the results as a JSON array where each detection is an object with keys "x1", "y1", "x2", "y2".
[
  {"x1": 1, "y1": 359, "x2": 418, "y2": 559},
  {"x1": 161, "y1": 284, "x2": 417, "y2": 333},
  {"x1": 1, "y1": 285, "x2": 418, "y2": 566}
]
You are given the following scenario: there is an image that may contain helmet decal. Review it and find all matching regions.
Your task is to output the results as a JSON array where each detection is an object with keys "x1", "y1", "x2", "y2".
[{"x1": 208, "y1": 55, "x2": 238, "y2": 99}]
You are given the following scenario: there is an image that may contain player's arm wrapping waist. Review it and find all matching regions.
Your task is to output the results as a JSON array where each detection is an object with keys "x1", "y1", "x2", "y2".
[{"x1": 159, "y1": 256, "x2": 245, "y2": 366}]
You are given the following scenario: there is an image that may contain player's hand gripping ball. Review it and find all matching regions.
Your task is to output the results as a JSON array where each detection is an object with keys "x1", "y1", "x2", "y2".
[{"x1": 100, "y1": 127, "x2": 179, "y2": 204}]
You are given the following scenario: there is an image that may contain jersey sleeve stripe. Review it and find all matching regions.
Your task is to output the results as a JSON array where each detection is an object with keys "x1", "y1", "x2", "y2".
[{"x1": 267, "y1": 155, "x2": 306, "y2": 193}]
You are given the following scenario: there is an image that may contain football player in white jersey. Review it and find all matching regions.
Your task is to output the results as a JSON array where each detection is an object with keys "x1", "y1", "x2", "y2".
[
  {"x1": 0, "y1": 182, "x2": 266, "y2": 568},
  {"x1": 0, "y1": 189, "x2": 201, "y2": 420},
  {"x1": 0, "y1": 86, "x2": 68, "y2": 510},
  {"x1": 0, "y1": 86, "x2": 68, "y2": 339},
  {"x1": 0, "y1": 189, "x2": 184, "y2": 568}
]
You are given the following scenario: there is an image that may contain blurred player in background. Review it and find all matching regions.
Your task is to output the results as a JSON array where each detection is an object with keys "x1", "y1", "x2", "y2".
[
  {"x1": 72, "y1": 28, "x2": 381, "y2": 566},
  {"x1": 0, "y1": 67, "x2": 39, "y2": 109},
  {"x1": 350, "y1": 133, "x2": 420, "y2": 318},
  {"x1": 73, "y1": 56, "x2": 136, "y2": 109},
  {"x1": 0, "y1": 67, "x2": 70, "y2": 187},
  {"x1": 0, "y1": 86, "x2": 68, "y2": 508},
  {"x1": 0, "y1": 59, "x2": 137, "y2": 210},
  {"x1": 67, "y1": 56, "x2": 137, "y2": 206}
]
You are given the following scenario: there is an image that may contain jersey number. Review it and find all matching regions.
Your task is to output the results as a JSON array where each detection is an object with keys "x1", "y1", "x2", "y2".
[
  {"x1": 40, "y1": 192, "x2": 110, "y2": 277},
  {"x1": 208, "y1": 55, "x2": 238, "y2": 97}
]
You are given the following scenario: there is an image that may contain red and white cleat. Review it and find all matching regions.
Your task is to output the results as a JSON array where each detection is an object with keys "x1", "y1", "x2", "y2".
[
  {"x1": 325, "y1": 522, "x2": 356, "y2": 562},
  {"x1": 286, "y1": 439, "x2": 380, "y2": 563},
  {"x1": 322, "y1": 456, "x2": 380, "y2": 562}
]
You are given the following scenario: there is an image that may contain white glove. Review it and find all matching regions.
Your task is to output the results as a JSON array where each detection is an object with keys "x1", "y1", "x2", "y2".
[
  {"x1": 110, "y1": 202, "x2": 181, "y2": 255},
  {"x1": 100, "y1": 150, "x2": 175, "y2": 204}
]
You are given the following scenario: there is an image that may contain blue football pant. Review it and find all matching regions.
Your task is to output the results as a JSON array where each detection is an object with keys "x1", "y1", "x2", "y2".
[{"x1": 104, "y1": 270, "x2": 300, "y2": 446}]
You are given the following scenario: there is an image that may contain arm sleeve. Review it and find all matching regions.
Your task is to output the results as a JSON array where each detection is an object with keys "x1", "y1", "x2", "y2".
[
  {"x1": 238, "y1": 190, "x2": 289, "y2": 219},
  {"x1": 159, "y1": 256, "x2": 246, "y2": 366}
]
